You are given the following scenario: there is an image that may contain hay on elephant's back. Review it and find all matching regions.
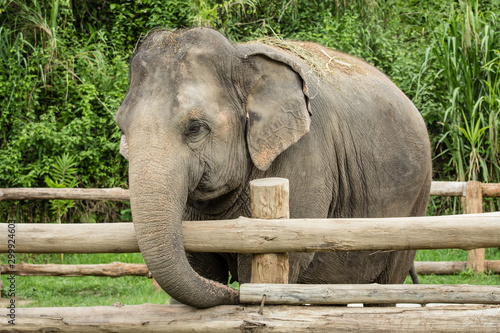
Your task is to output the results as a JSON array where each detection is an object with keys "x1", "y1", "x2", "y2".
[{"x1": 252, "y1": 37, "x2": 360, "y2": 78}]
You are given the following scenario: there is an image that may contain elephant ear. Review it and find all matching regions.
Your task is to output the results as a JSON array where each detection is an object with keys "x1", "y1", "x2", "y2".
[{"x1": 244, "y1": 51, "x2": 312, "y2": 171}]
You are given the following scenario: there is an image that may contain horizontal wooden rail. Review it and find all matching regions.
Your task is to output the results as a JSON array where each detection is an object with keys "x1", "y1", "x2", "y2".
[
  {"x1": 430, "y1": 181, "x2": 466, "y2": 196},
  {"x1": 0, "y1": 222, "x2": 138, "y2": 253},
  {"x1": 1, "y1": 304, "x2": 500, "y2": 332},
  {"x1": 1, "y1": 213, "x2": 499, "y2": 254},
  {"x1": 415, "y1": 261, "x2": 500, "y2": 275},
  {"x1": 1, "y1": 261, "x2": 498, "y2": 277},
  {"x1": 0, "y1": 262, "x2": 149, "y2": 277},
  {"x1": 430, "y1": 181, "x2": 500, "y2": 197},
  {"x1": 1, "y1": 182, "x2": 499, "y2": 201},
  {"x1": 0, "y1": 187, "x2": 129, "y2": 201},
  {"x1": 239, "y1": 283, "x2": 500, "y2": 305}
]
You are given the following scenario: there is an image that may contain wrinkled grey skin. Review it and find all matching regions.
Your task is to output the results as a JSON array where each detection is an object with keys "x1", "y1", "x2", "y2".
[{"x1": 116, "y1": 28, "x2": 432, "y2": 309}]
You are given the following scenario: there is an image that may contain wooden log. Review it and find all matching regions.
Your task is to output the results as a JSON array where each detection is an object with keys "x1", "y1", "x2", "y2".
[
  {"x1": 486, "y1": 260, "x2": 500, "y2": 273},
  {"x1": 0, "y1": 222, "x2": 139, "y2": 253},
  {"x1": 182, "y1": 213, "x2": 500, "y2": 253},
  {"x1": 0, "y1": 262, "x2": 149, "y2": 277},
  {"x1": 240, "y1": 283, "x2": 500, "y2": 305},
  {"x1": 0, "y1": 188, "x2": 129, "y2": 201},
  {"x1": 414, "y1": 261, "x2": 467, "y2": 275},
  {"x1": 0, "y1": 182, "x2": 496, "y2": 202},
  {"x1": 250, "y1": 178, "x2": 289, "y2": 284},
  {"x1": 429, "y1": 181, "x2": 500, "y2": 197},
  {"x1": 2, "y1": 304, "x2": 500, "y2": 332},
  {"x1": 5, "y1": 261, "x2": 497, "y2": 277},
  {"x1": 466, "y1": 181, "x2": 485, "y2": 273},
  {"x1": 482, "y1": 183, "x2": 500, "y2": 197},
  {"x1": 414, "y1": 261, "x2": 500, "y2": 275},
  {"x1": 430, "y1": 181, "x2": 466, "y2": 196},
  {"x1": 1, "y1": 213, "x2": 500, "y2": 254}
]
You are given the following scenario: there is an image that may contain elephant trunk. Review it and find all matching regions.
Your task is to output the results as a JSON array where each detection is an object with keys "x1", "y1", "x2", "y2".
[{"x1": 128, "y1": 147, "x2": 239, "y2": 308}]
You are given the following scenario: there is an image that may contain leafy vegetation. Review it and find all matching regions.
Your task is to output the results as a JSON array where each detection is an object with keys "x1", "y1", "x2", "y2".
[
  {"x1": 1, "y1": 0, "x2": 499, "y2": 220},
  {"x1": 44, "y1": 153, "x2": 78, "y2": 223},
  {"x1": 420, "y1": 2, "x2": 500, "y2": 186},
  {"x1": 0, "y1": 0, "x2": 499, "y2": 307}
]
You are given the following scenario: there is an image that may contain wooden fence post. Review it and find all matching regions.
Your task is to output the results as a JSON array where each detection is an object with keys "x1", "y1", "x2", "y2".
[
  {"x1": 250, "y1": 178, "x2": 290, "y2": 284},
  {"x1": 465, "y1": 181, "x2": 485, "y2": 273}
]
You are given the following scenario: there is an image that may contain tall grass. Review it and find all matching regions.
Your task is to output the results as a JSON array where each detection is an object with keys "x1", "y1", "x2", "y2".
[{"x1": 425, "y1": 1, "x2": 499, "y2": 185}]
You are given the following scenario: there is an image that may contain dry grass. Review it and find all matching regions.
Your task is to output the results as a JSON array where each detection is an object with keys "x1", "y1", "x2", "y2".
[{"x1": 250, "y1": 37, "x2": 359, "y2": 78}]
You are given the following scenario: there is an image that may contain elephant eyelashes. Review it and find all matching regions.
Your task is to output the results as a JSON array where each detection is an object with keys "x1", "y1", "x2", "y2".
[
  {"x1": 184, "y1": 121, "x2": 209, "y2": 142},
  {"x1": 188, "y1": 124, "x2": 201, "y2": 134}
]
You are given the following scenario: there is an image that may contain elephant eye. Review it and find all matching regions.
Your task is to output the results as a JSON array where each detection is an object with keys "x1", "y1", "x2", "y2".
[
  {"x1": 185, "y1": 121, "x2": 208, "y2": 138},
  {"x1": 188, "y1": 124, "x2": 201, "y2": 134}
]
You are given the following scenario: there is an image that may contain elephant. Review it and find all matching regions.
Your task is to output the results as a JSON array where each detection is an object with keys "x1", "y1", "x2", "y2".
[{"x1": 116, "y1": 27, "x2": 432, "y2": 309}]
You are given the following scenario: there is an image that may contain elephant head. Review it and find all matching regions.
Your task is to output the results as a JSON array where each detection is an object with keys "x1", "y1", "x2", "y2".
[{"x1": 116, "y1": 28, "x2": 311, "y2": 308}]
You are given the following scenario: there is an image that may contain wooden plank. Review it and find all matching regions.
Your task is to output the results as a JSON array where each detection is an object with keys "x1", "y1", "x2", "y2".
[
  {"x1": 183, "y1": 213, "x2": 500, "y2": 253},
  {"x1": 414, "y1": 261, "x2": 500, "y2": 275},
  {"x1": 465, "y1": 181, "x2": 485, "y2": 273},
  {"x1": 1, "y1": 304, "x2": 500, "y2": 332},
  {"x1": 0, "y1": 182, "x2": 496, "y2": 202},
  {"x1": 486, "y1": 260, "x2": 500, "y2": 272},
  {"x1": 415, "y1": 261, "x2": 467, "y2": 275},
  {"x1": 0, "y1": 262, "x2": 149, "y2": 277},
  {"x1": 240, "y1": 283, "x2": 500, "y2": 305},
  {"x1": 482, "y1": 183, "x2": 500, "y2": 197},
  {"x1": 1, "y1": 213, "x2": 500, "y2": 254},
  {"x1": 0, "y1": 188, "x2": 129, "y2": 201},
  {"x1": 0, "y1": 222, "x2": 139, "y2": 253},
  {"x1": 5, "y1": 261, "x2": 497, "y2": 277},
  {"x1": 250, "y1": 178, "x2": 289, "y2": 284},
  {"x1": 430, "y1": 181, "x2": 466, "y2": 196}
]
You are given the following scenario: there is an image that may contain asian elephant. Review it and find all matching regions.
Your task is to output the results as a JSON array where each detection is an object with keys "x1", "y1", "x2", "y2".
[{"x1": 116, "y1": 27, "x2": 432, "y2": 308}]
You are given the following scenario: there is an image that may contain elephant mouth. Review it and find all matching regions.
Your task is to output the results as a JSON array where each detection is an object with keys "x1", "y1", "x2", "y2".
[
  {"x1": 188, "y1": 185, "x2": 232, "y2": 204},
  {"x1": 190, "y1": 169, "x2": 235, "y2": 203},
  {"x1": 187, "y1": 186, "x2": 243, "y2": 214}
]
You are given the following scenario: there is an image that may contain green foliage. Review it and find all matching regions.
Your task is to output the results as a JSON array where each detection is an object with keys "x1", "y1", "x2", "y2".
[
  {"x1": 0, "y1": 0, "x2": 128, "y2": 221},
  {"x1": 0, "y1": 0, "x2": 499, "y2": 221},
  {"x1": 44, "y1": 153, "x2": 78, "y2": 223},
  {"x1": 0, "y1": 253, "x2": 170, "y2": 306},
  {"x1": 406, "y1": 247, "x2": 500, "y2": 285},
  {"x1": 427, "y1": 1, "x2": 499, "y2": 184},
  {"x1": 414, "y1": 0, "x2": 500, "y2": 212}
]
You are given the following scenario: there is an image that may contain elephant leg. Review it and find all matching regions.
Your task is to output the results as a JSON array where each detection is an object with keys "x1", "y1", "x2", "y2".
[
  {"x1": 364, "y1": 250, "x2": 417, "y2": 307},
  {"x1": 186, "y1": 252, "x2": 231, "y2": 284},
  {"x1": 372, "y1": 250, "x2": 416, "y2": 285},
  {"x1": 237, "y1": 254, "x2": 252, "y2": 284}
]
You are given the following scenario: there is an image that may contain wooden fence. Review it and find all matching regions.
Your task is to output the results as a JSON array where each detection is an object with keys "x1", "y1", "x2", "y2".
[
  {"x1": 1, "y1": 178, "x2": 500, "y2": 331},
  {"x1": 1, "y1": 181, "x2": 499, "y2": 275}
]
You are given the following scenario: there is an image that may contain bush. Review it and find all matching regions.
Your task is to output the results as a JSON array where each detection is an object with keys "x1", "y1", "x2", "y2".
[{"x1": 0, "y1": 0, "x2": 498, "y2": 221}]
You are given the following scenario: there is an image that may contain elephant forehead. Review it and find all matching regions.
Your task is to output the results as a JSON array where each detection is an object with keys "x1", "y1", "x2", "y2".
[{"x1": 174, "y1": 78, "x2": 223, "y2": 112}]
